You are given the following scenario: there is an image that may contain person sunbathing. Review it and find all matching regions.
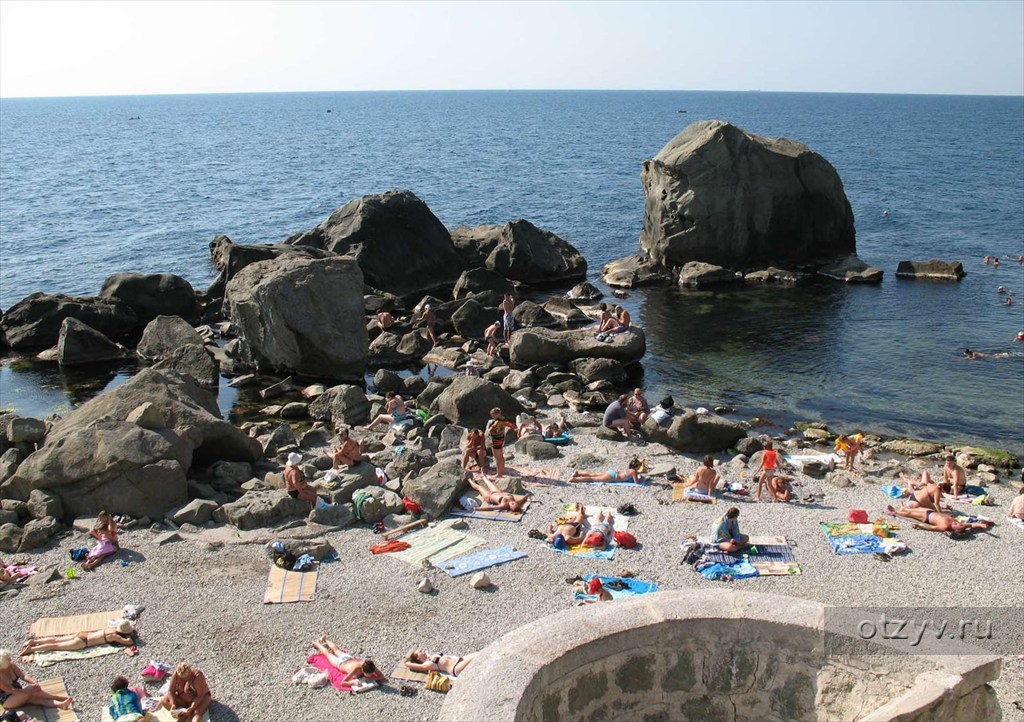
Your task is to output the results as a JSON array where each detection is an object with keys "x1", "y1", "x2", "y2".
[
  {"x1": 582, "y1": 510, "x2": 614, "y2": 548},
  {"x1": 107, "y1": 676, "x2": 145, "y2": 721},
  {"x1": 157, "y1": 663, "x2": 212, "y2": 722},
  {"x1": 548, "y1": 503, "x2": 586, "y2": 549},
  {"x1": 20, "y1": 620, "x2": 134, "y2": 656},
  {"x1": 569, "y1": 468, "x2": 641, "y2": 484},
  {"x1": 365, "y1": 392, "x2": 412, "y2": 431},
  {"x1": 461, "y1": 429, "x2": 487, "y2": 472},
  {"x1": 517, "y1": 415, "x2": 542, "y2": 439},
  {"x1": 898, "y1": 471, "x2": 947, "y2": 512},
  {"x1": 311, "y1": 638, "x2": 385, "y2": 686},
  {"x1": 891, "y1": 506, "x2": 995, "y2": 534},
  {"x1": 1009, "y1": 485, "x2": 1024, "y2": 520},
  {"x1": 403, "y1": 650, "x2": 476, "y2": 678},
  {"x1": 0, "y1": 561, "x2": 11, "y2": 585},
  {"x1": 543, "y1": 416, "x2": 568, "y2": 439},
  {"x1": 0, "y1": 649, "x2": 73, "y2": 712},
  {"x1": 466, "y1": 476, "x2": 529, "y2": 512},
  {"x1": 684, "y1": 456, "x2": 721, "y2": 496},
  {"x1": 284, "y1": 453, "x2": 318, "y2": 511},
  {"x1": 82, "y1": 510, "x2": 119, "y2": 570},
  {"x1": 329, "y1": 428, "x2": 366, "y2": 468}
]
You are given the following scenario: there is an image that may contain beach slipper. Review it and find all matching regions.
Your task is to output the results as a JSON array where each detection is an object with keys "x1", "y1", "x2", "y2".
[{"x1": 873, "y1": 552, "x2": 891, "y2": 562}]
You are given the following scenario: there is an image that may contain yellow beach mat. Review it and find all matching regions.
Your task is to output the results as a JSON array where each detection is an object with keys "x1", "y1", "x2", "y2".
[
  {"x1": 20, "y1": 678, "x2": 78, "y2": 722},
  {"x1": 389, "y1": 521, "x2": 486, "y2": 567},
  {"x1": 672, "y1": 483, "x2": 717, "y2": 504},
  {"x1": 29, "y1": 610, "x2": 123, "y2": 638},
  {"x1": 263, "y1": 565, "x2": 318, "y2": 604},
  {"x1": 390, "y1": 665, "x2": 430, "y2": 683},
  {"x1": 100, "y1": 707, "x2": 210, "y2": 722}
]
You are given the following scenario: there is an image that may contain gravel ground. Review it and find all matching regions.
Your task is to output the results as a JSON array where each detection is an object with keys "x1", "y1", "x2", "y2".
[{"x1": 2, "y1": 419, "x2": 1022, "y2": 722}]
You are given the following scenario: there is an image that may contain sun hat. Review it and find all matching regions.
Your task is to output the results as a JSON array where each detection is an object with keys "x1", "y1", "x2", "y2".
[{"x1": 287, "y1": 452, "x2": 302, "y2": 466}]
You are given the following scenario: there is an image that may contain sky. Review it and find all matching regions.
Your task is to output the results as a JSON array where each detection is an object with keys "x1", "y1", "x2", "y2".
[{"x1": 1, "y1": 1, "x2": 1022, "y2": 98}]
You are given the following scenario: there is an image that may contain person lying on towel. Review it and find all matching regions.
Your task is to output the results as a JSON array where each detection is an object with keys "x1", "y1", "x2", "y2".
[
  {"x1": 403, "y1": 650, "x2": 476, "y2": 679},
  {"x1": 568, "y1": 468, "x2": 641, "y2": 484},
  {"x1": 466, "y1": 476, "x2": 529, "y2": 513},
  {"x1": 156, "y1": 662, "x2": 212, "y2": 722},
  {"x1": 890, "y1": 506, "x2": 994, "y2": 536},
  {"x1": 20, "y1": 619, "x2": 134, "y2": 656},
  {"x1": 547, "y1": 503, "x2": 587, "y2": 550},
  {"x1": 582, "y1": 511, "x2": 614, "y2": 549},
  {"x1": 311, "y1": 638, "x2": 385, "y2": 687}
]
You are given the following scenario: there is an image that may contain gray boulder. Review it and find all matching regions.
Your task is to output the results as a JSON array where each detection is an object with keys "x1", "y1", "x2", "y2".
[
  {"x1": 542, "y1": 296, "x2": 590, "y2": 326},
  {"x1": 0, "y1": 523, "x2": 22, "y2": 553},
  {"x1": 309, "y1": 502, "x2": 354, "y2": 528},
  {"x1": 99, "y1": 272, "x2": 198, "y2": 323},
  {"x1": 600, "y1": 255, "x2": 673, "y2": 288},
  {"x1": 430, "y1": 376, "x2": 525, "y2": 428},
  {"x1": 453, "y1": 269, "x2": 514, "y2": 299},
  {"x1": 895, "y1": 260, "x2": 966, "y2": 281},
  {"x1": 308, "y1": 384, "x2": 371, "y2": 428},
  {"x1": 171, "y1": 499, "x2": 219, "y2": 526},
  {"x1": 735, "y1": 436, "x2": 766, "y2": 456},
  {"x1": 512, "y1": 300, "x2": 558, "y2": 328},
  {"x1": 6, "y1": 417, "x2": 46, "y2": 444},
  {"x1": 743, "y1": 267, "x2": 811, "y2": 286},
  {"x1": 817, "y1": 256, "x2": 883, "y2": 284},
  {"x1": 57, "y1": 317, "x2": 125, "y2": 366},
  {"x1": 373, "y1": 369, "x2": 403, "y2": 394},
  {"x1": 154, "y1": 344, "x2": 219, "y2": 387},
  {"x1": 482, "y1": 220, "x2": 587, "y2": 285},
  {"x1": 515, "y1": 436, "x2": 560, "y2": 460},
  {"x1": 27, "y1": 489, "x2": 63, "y2": 519},
  {"x1": 677, "y1": 262, "x2": 743, "y2": 289},
  {"x1": 567, "y1": 282, "x2": 603, "y2": 302},
  {"x1": 125, "y1": 402, "x2": 167, "y2": 429},
  {"x1": 642, "y1": 410, "x2": 746, "y2": 453},
  {"x1": 209, "y1": 234, "x2": 333, "y2": 282},
  {"x1": 0, "y1": 293, "x2": 137, "y2": 349},
  {"x1": 218, "y1": 490, "x2": 310, "y2": 530},
  {"x1": 450, "y1": 224, "x2": 504, "y2": 267},
  {"x1": 510, "y1": 327, "x2": 646, "y2": 366},
  {"x1": 639, "y1": 120, "x2": 856, "y2": 269},
  {"x1": 451, "y1": 298, "x2": 500, "y2": 339},
  {"x1": 18, "y1": 516, "x2": 60, "y2": 552},
  {"x1": 285, "y1": 189, "x2": 465, "y2": 299},
  {"x1": 402, "y1": 458, "x2": 467, "y2": 518},
  {"x1": 570, "y1": 358, "x2": 627, "y2": 384},
  {"x1": 226, "y1": 256, "x2": 368, "y2": 381},
  {"x1": 137, "y1": 315, "x2": 205, "y2": 360},
  {"x1": 0, "y1": 448, "x2": 23, "y2": 483}
]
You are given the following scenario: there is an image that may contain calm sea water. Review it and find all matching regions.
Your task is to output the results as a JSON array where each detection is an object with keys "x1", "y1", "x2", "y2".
[{"x1": 1, "y1": 91, "x2": 1022, "y2": 453}]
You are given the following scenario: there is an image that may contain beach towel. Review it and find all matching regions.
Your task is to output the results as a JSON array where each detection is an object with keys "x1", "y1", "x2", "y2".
[
  {"x1": 437, "y1": 546, "x2": 526, "y2": 577},
  {"x1": 449, "y1": 492, "x2": 531, "y2": 522},
  {"x1": 263, "y1": 565, "x2": 318, "y2": 604},
  {"x1": 541, "y1": 432, "x2": 572, "y2": 446},
  {"x1": 306, "y1": 653, "x2": 378, "y2": 693},
  {"x1": 30, "y1": 644, "x2": 123, "y2": 668},
  {"x1": 570, "y1": 475, "x2": 647, "y2": 487},
  {"x1": 572, "y1": 574, "x2": 657, "y2": 602},
  {"x1": 697, "y1": 560, "x2": 759, "y2": 581},
  {"x1": 20, "y1": 678, "x2": 78, "y2": 722},
  {"x1": 388, "y1": 521, "x2": 486, "y2": 567},
  {"x1": 699, "y1": 536, "x2": 801, "y2": 576},
  {"x1": 782, "y1": 452, "x2": 840, "y2": 472},
  {"x1": 29, "y1": 611, "x2": 124, "y2": 638},
  {"x1": 881, "y1": 484, "x2": 905, "y2": 499},
  {"x1": 672, "y1": 484, "x2": 716, "y2": 504},
  {"x1": 1010, "y1": 518, "x2": 1024, "y2": 530},
  {"x1": 550, "y1": 505, "x2": 630, "y2": 560},
  {"x1": 820, "y1": 522, "x2": 904, "y2": 555}
]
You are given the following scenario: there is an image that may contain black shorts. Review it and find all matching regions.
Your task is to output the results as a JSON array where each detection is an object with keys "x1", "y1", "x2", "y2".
[{"x1": 288, "y1": 490, "x2": 299, "y2": 499}]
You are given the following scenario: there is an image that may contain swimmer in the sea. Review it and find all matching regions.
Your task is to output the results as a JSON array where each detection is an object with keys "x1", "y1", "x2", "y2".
[{"x1": 1015, "y1": 330, "x2": 1024, "y2": 343}]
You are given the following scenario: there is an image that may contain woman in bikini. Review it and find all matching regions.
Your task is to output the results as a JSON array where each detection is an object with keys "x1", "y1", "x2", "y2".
[
  {"x1": 568, "y1": 468, "x2": 641, "y2": 484},
  {"x1": 403, "y1": 650, "x2": 476, "y2": 678},
  {"x1": 466, "y1": 476, "x2": 529, "y2": 513},
  {"x1": 82, "y1": 510, "x2": 119, "y2": 570},
  {"x1": 157, "y1": 662, "x2": 212, "y2": 722},
  {"x1": 0, "y1": 650, "x2": 72, "y2": 712},
  {"x1": 485, "y1": 408, "x2": 514, "y2": 478},
  {"x1": 547, "y1": 503, "x2": 586, "y2": 549},
  {"x1": 311, "y1": 638, "x2": 385, "y2": 686},
  {"x1": 582, "y1": 510, "x2": 614, "y2": 548},
  {"x1": 366, "y1": 392, "x2": 412, "y2": 431},
  {"x1": 20, "y1": 620, "x2": 134, "y2": 656}
]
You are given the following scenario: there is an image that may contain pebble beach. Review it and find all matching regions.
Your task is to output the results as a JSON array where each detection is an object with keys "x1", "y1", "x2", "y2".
[{"x1": 3, "y1": 417, "x2": 1022, "y2": 721}]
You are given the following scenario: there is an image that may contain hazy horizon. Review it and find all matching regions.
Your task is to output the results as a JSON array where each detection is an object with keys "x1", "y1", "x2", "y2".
[{"x1": 2, "y1": 0, "x2": 1022, "y2": 99}]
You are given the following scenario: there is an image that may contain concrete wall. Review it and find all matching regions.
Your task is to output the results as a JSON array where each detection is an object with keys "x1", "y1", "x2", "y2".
[{"x1": 439, "y1": 591, "x2": 1001, "y2": 722}]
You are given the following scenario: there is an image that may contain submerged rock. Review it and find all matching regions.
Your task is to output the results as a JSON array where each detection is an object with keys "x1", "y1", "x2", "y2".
[
  {"x1": 677, "y1": 262, "x2": 743, "y2": 289},
  {"x1": 895, "y1": 260, "x2": 966, "y2": 281},
  {"x1": 817, "y1": 256, "x2": 883, "y2": 284}
]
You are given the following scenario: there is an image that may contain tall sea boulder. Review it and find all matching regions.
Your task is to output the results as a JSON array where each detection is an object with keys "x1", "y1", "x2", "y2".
[
  {"x1": 452, "y1": 220, "x2": 587, "y2": 285},
  {"x1": 285, "y1": 189, "x2": 465, "y2": 299},
  {"x1": 637, "y1": 120, "x2": 856, "y2": 269},
  {"x1": 226, "y1": 256, "x2": 368, "y2": 381}
]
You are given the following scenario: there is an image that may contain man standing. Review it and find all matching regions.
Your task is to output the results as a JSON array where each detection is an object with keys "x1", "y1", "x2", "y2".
[{"x1": 501, "y1": 293, "x2": 516, "y2": 344}]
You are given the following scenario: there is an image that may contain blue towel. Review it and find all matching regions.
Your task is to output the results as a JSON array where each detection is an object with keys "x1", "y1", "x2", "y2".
[
  {"x1": 696, "y1": 560, "x2": 758, "y2": 580},
  {"x1": 438, "y1": 546, "x2": 527, "y2": 577},
  {"x1": 881, "y1": 484, "x2": 904, "y2": 499},
  {"x1": 572, "y1": 574, "x2": 658, "y2": 601}
]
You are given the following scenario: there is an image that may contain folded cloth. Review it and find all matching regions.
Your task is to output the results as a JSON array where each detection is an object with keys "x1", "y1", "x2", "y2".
[
  {"x1": 369, "y1": 540, "x2": 410, "y2": 554},
  {"x1": 881, "y1": 484, "x2": 905, "y2": 499},
  {"x1": 696, "y1": 560, "x2": 758, "y2": 581},
  {"x1": 458, "y1": 496, "x2": 481, "y2": 511}
]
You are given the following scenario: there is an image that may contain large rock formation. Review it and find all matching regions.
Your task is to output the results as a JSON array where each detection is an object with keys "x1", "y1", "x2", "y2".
[
  {"x1": 209, "y1": 235, "x2": 333, "y2": 282},
  {"x1": 285, "y1": 190, "x2": 465, "y2": 299},
  {"x1": 642, "y1": 410, "x2": 746, "y2": 453},
  {"x1": 430, "y1": 376, "x2": 525, "y2": 428},
  {"x1": 57, "y1": 318, "x2": 125, "y2": 366},
  {"x1": 509, "y1": 327, "x2": 646, "y2": 366},
  {"x1": 98, "y1": 273, "x2": 198, "y2": 323},
  {"x1": 0, "y1": 293, "x2": 138, "y2": 349},
  {"x1": 638, "y1": 120, "x2": 856, "y2": 270},
  {"x1": 136, "y1": 315, "x2": 205, "y2": 360},
  {"x1": 451, "y1": 220, "x2": 586, "y2": 285},
  {"x1": 226, "y1": 256, "x2": 368, "y2": 381}
]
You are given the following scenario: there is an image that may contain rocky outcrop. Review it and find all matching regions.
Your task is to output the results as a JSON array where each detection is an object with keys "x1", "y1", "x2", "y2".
[
  {"x1": 285, "y1": 190, "x2": 465, "y2": 299},
  {"x1": 743, "y1": 267, "x2": 811, "y2": 286},
  {"x1": 601, "y1": 255, "x2": 673, "y2": 288},
  {"x1": 453, "y1": 269, "x2": 514, "y2": 299},
  {"x1": 478, "y1": 220, "x2": 587, "y2": 285},
  {"x1": 217, "y1": 490, "x2": 310, "y2": 530},
  {"x1": 677, "y1": 262, "x2": 743, "y2": 289},
  {"x1": 430, "y1": 376, "x2": 525, "y2": 428},
  {"x1": 209, "y1": 235, "x2": 332, "y2": 282},
  {"x1": 642, "y1": 410, "x2": 747, "y2": 453},
  {"x1": 895, "y1": 260, "x2": 966, "y2": 281},
  {"x1": 307, "y1": 384, "x2": 371, "y2": 428},
  {"x1": 98, "y1": 273, "x2": 198, "y2": 323},
  {"x1": 570, "y1": 358, "x2": 627, "y2": 384},
  {"x1": 153, "y1": 344, "x2": 219, "y2": 387},
  {"x1": 450, "y1": 224, "x2": 504, "y2": 267},
  {"x1": 451, "y1": 298, "x2": 500, "y2": 339},
  {"x1": 226, "y1": 256, "x2": 368, "y2": 381},
  {"x1": 401, "y1": 458, "x2": 467, "y2": 518},
  {"x1": 137, "y1": 315, "x2": 205, "y2": 360},
  {"x1": 639, "y1": 121, "x2": 857, "y2": 270},
  {"x1": 0, "y1": 293, "x2": 138, "y2": 349},
  {"x1": 817, "y1": 256, "x2": 883, "y2": 284},
  {"x1": 509, "y1": 327, "x2": 646, "y2": 366},
  {"x1": 56, "y1": 318, "x2": 125, "y2": 366},
  {"x1": 567, "y1": 282, "x2": 603, "y2": 302}
]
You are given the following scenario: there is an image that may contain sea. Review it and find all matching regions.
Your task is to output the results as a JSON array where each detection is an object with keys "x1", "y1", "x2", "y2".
[{"x1": 1, "y1": 90, "x2": 1022, "y2": 455}]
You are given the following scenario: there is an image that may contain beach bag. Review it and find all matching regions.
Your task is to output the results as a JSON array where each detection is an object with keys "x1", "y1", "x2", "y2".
[
  {"x1": 613, "y1": 531, "x2": 637, "y2": 548},
  {"x1": 848, "y1": 509, "x2": 869, "y2": 524},
  {"x1": 651, "y1": 408, "x2": 671, "y2": 426},
  {"x1": 403, "y1": 497, "x2": 422, "y2": 515},
  {"x1": 425, "y1": 671, "x2": 451, "y2": 693}
]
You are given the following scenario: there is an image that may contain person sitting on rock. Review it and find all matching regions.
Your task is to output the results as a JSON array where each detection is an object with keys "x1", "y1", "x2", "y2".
[
  {"x1": 891, "y1": 506, "x2": 994, "y2": 535},
  {"x1": 0, "y1": 649, "x2": 73, "y2": 712},
  {"x1": 82, "y1": 510, "x2": 119, "y2": 570},
  {"x1": 593, "y1": 304, "x2": 614, "y2": 332},
  {"x1": 467, "y1": 476, "x2": 528, "y2": 513},
  {"x1": 157, "y1": 663, "x2": 212, "y2": 722},
  {"x1": 568, "y1": 468, "x2": 641, "y2": 484},
  {"x1": 376, "y1": 311, "x2": 394, "y2": 330},
  {"x1": 329, "y1": 428, "x2": 366, "y2": 468},
  {"x1": 684, "y1": 456, "x2": 721, "y2": 497},
  {"x1": 20, "y1": 620, "x2": 134, "y2": 657},
  {"x1": 517, "y1": 415, "x2": 542, "y2": 439},
  {"x1": 485, "y1": 408, "x2": 515, "y2": 478},
  {"x1": 941, "y1": 455, "x2": 967, "y2": 497},
  {"x1": 461, "y1": 429, "x2": 487, "y2": 472},
  {"x1": 582, "y1": 510, "x2": 614, "y2": 548},
  {"x1": 611, "y1": 306, "x2": 631, "y2": 333},
  {"x1": 602, "y1": 395, "x2": 633, "y2": 437},
  {"x1": 403, "y1": 650, "x2": 476, "y2": 679},
  {"x1": 711, "y1": 507, "x2": 749, "y2": 553},
  {"x1": 311, "y1": 638, "x2": 385, "y2": 687},
  {"x1": 833, "y1": 433, "x2": 863, "y2": 470},
  {"x1": 365, "y1": 392, "x2": 412, "y2": 431},
  {"x1": 284, "y1": 453, "x2": 318, "y2": 511},
  {"x1": 626, "y1": 388, "x2": 649, "y2": 425},
  {"x1": 484, "y1": 320, "x2": 501, "y2": 357},
  {"x1": 547, "y1": 503, "x2": 586, "y2": 549}
]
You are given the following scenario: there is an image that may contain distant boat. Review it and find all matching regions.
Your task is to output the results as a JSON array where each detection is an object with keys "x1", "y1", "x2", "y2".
[
  {"x1": 326, "y1": 109, "x2": 332, "y2": 113},
  {"x1": 677, "y1": 109, "x2": 687, "y2": 113}
]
